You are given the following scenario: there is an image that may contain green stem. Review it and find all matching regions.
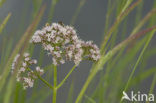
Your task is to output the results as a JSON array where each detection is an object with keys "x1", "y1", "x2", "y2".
[
  {"x1": 53, "y1": 65, "x2": 57, "y2": 103},
  {"x1": 84, "y1": 95, "x2": 96, "y2": 103},
  {"x1": 75, "y1": 68, "x2": 98, "y2": 103},
  {"x1": 37, "y1": 74, "x2": 54, "y2": 90},
  {"x1": 149, "y1": 74, "x2": 156, "y2": 94},
  {"x1": 146, "y1": 74, "x2": 156, "y2": 103},
  {"x1": 57, "y1": 65, "x2": 77, "y2": 89},
  {"x1": 121, "y1": 0, "x2": 133, "y2": 13},
  {"x1": 27, "y1": 68, "x2": 54, "y2": 90}
]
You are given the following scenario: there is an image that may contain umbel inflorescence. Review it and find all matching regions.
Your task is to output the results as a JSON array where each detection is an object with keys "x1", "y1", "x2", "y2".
[
  {"x1": 11, "y1": 53, "x2": 44, "y2": 89},
  {"x1": 31, "y1": 22, "x2": 100, "y2": 65},
  {"x1": 12, "y1": 22, "x2": 100, "y2": 89}
]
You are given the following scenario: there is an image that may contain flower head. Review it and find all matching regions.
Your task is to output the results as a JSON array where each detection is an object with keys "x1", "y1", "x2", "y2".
[
  {"x1": 12, "y1": 53, "x2": 44, "y2": 89},
  {"x1": 31, "y1": 22, "x2": 101, "y2": 66}
]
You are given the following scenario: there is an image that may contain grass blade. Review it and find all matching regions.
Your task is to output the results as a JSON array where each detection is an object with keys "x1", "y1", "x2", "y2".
[
  {"x1": 100, "y1": 0, "x2": 142, "y2": 53},
  {"x1": 1, "y1": 5, "x2": 46, "y2": 103},
  {"x1": 48, "y1": 0, "x2": 59, "y2": 22},
  {"x1": 0, "y1": 13, "x2": 11, "y2": 34},
  {"x1": 84, "y1": 95, "x2": 96, "y2": 103},
  {"x1": 121, "y1": 0, "x2": 133, "y2": 13},
  {"x1": 66, "y1": 80, "x2": 74, "y2": 103},
  {"x1": 121, "y1": 30, "x2": 156, "y2": 102},
  {"x1": 131, "y1": 8, "x2": 156, "y2": 35},
  {"x1": 70, "y1": 0, "x2": 87, "y2": 25},
  {"x1": 0, "y1": 0, "x2": 6, "y2": 7},
  {"x1": 75, "y1": 26, "x2": 156, "y2": 103}
]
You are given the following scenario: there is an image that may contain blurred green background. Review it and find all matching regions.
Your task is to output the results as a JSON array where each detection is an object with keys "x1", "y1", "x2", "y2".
[{"x1": 0, "y1": 0, "x2": 156, "y2": 103}]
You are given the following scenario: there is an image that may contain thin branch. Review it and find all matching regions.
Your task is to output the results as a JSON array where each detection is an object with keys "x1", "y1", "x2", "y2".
[
  {"x1": 57, "y1": 65, "x2": 77, "y2": 89},
  {"x1": 37, "y1": 74, "x2": 54, "y2": 90},
  {"x1": 27, "y1": 68, "x2": 54, "y2": 90}
]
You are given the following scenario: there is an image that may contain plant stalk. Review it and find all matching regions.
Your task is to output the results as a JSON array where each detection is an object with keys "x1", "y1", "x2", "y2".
[
  {"x1": 57, "y1": 65, "x2": 77, "y2": 89},
  {"x1": 27, "y1": 68, "x2": 54, "y2": 90},
  {"x1": 53, "y1": 65, "x2": 57, "y2": 103},
  {"x1": 37, "y1": 74, "x2": 54, "y2": 90},
  {"x1": 75, "y1": 68, "x2": 98, "y2": 103}
]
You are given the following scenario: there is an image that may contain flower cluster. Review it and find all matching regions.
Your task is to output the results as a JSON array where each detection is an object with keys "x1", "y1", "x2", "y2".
[
  {"x1": 11, "y1": 54, "x2": 20, "y2": 73},
  {"x1": 12, "y1": 53, "x2": 44, "y2": 89},
  {"x1": 31, "y1": 22, "x2": 100, "y2": 65}
]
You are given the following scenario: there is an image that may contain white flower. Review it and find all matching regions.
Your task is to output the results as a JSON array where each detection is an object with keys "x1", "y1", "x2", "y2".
[
  {"x1": 11, "y1": 54, "x2": 20, "y2": 72},
  {"x1": 30, "y1": 59, "x2": 37, "y2": 64},
  {"x1": 36, "y1": 66, "x2": 40, "y2": 71},
  {"x1": 22, "y1": 62, "x2": 27, "y2": 67},
  {"x1": 44, "y1": 44, "x2": 54, "y2": 51},
  {"x1": 12, "y1": 52, "x2": 44, "y2": 89},
  {"x1": 24, "y1": 53, "x2": 29, "y2": 57},
  {"x1": 60, "y1": 59, "x2": 65, "y2": 64},
  {"x1": 44, "y1": 26, "x2": 52, "y2": 32},
  {"x1": 54, "y1": 51, "x2": 61, "y2": 57},
  {"x1": 68, "y1": 51, "x2": 73, "y2": 58},
  {"x1": 19, "y1": 67, "x2": 25, "y2": 72},
  {"x1": 23, "y1": 77, "x2": 34, "y2": 88},
  {"x1": 52, "y1": 58, "x2": 57, "y2": 66},
  {"x1": 36, "y1": 66, "x2": 44, "y2": 75},
  {"x1": 76, "y1": 43, "x2": 81, "y2": 48},
  {"x1": 25, "y1": 57, "x2": 30, "y2": 61},
  {"x1": 33, "y1": 59, "x2": 37, "y2": 64},
  {"x1": 31, "y1": 22, "x2": 101, "y2": 65},
  {"x1": 32, "y1": 35, "x2": 42, "y2": 43}
]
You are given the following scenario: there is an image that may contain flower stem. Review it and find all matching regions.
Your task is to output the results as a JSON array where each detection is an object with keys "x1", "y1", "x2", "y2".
[
  {"x1": 53, "y1": 65, "x2": 57, "y2": 103},
  {"x1": 27, "y1": 68, "x2": 54, "y2": 90},
  {"x1": 53, "y1": 88, "x2": 57, "y2": 103},
  {"x1": 37, "y1": 74, "x2": 54, "y2": 90},
  {"x1": 57, "y1": 65, "x2": 77, "y2": 89}
]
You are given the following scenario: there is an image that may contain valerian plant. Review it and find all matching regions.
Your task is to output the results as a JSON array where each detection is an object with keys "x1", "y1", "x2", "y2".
[
  {"x1": 12, "y1": 22, "x2": 156, "y2": 103},
  {"x1": 12, "y1": 22, "x2": 101, "y2": 103},
  {"x1": 1, "y1": 0, "x2": 156, "y2": 103}
]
